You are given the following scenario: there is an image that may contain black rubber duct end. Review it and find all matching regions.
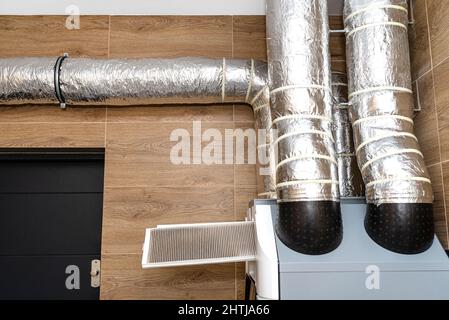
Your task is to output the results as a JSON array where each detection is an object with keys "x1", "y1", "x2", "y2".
[
  {"x1": 276, "y1": 201, "x2": 343, "y2": 255},
  {"x1": 365, "y1": 203, "x2": 435, "y2": 255}
]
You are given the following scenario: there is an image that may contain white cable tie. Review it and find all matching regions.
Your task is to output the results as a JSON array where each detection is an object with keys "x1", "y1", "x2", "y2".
[
  {"x1": 352, "y1": 115, "x2": 414, "y2": 127},
  {"x1": 253, "y1": 103, "x2": 270, "y2": 113},
  {"x1": 366, "y1": 177, "x2": 431, "y2": 189},
  {"x1": 347, "y1": 21, "x2": 407, "y2": 38},
  {"x1": 250, "y1": 86, "x2": 268, "y2": 105},
  {"x1": 258, "y1": 192, "x2": 276, "y2": 198},
  {"x1": 274, "y1": 130, "x2": 335, "y2": 146},
  {"x1": 331, "y1": 82, "x2": 348, "y2": 87},
  {"x1": 356, "y1": 132, "x2": 418, "y2": 155},
  {"x1": 245, "y1": 59, "x2": 255, "y2": 103},
  {"x1": 276, "y1": 154, "x2": 337, "y2": 172},
  {"x1": 271, "y1": 84, "x2": 332, "y2": 96},
  {"x1": 272, "y1": 114, "x2": 333, "y2": 125},
  {"x1": 349, "y1": 86, "x2": 412, "y2": 99},
  {"x1": 361, "y1": 149, "x2": 424, "y2": 173},
  {"x1": 257, "y1": 143, "x2": 270, "y2": 150},
  {"x1": 345, "y1": 4, "x2": 408, "y2": 24},
  {"x1": 276, "y1": 180, "x2": 339, "y2": 190}
]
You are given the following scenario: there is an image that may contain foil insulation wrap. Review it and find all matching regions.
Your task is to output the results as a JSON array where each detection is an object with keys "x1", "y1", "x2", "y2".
[
  {"x1": 0, "y1": 57, "x2": 276, "y2": 197},
  {"x1": 267, "y1": 0, "x2": 339, "y2": 203},
  {"x1": 345, "y1": 0, "x2": 433, "y2": 205},
  {"x1": 0, "y1": 58, "x2": 58, "y2": 104},
  {"x1": 332, "y1": 72, "x2": 365, "y2": 198}
]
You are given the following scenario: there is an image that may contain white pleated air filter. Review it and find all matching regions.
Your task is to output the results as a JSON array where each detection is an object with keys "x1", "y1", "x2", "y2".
[{"x1": 142, "y1": 221, "x2": 257, "y2": 268}]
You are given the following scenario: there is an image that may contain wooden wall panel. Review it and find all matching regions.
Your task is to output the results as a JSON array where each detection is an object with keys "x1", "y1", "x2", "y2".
[
  {"x1": 100, "y1": 254, "x2": 235, "y2": 300},
  {"x1": 0, "y1": 14, "x2": 354, "y2": 300},
  {"x1": 0, "y1": 123, "x2": 105, "y2": 148},
  {"x1": 0, "y1": 16, "x2": 109, "y2": 58},
  {"x1": 409, "y1": 0, "x2": 449, "y2": 248},
  {"x1": 109, "y1": 16, "x2": 233, "y2": 58}
]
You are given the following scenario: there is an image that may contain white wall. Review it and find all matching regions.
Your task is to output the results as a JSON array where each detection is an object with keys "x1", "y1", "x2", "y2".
[{"x1": 0, "y1": 0, "x2": 344, "y2": 16}]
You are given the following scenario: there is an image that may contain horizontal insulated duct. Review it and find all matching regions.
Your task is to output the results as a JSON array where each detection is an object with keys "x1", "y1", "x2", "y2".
[
  {"x1": 0, "y1": 56, "x2": 276, "y2": 198},
  {"x1": 345, "y1": 0, "x2": 434, "y2": 254}
]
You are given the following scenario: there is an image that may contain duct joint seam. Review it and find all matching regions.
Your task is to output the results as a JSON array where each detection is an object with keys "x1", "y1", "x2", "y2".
[
  {"x1": 344, "y1": 4, "x2": 408, "y2": 23},
  {"x1": 349, "y1": 86, "x2": 413, "y2": 99},
  {"x1": 356, "y1": 132, "x2": 418, "y2": 155},
  {"x1": 54, "y1": 54, "x2": 68, "y2": 108},
  {"x1": 276, "y1": 154, "x2": 338, "y2": 172},
  {"x1": 221, "y1": 58, "x2": 226, "y2": 103},
  {"x1": 361, "y1": 149, "x2": 424, "y2": 173},
  {"x1": 245, "y1": 59, "x2": 255, "y2": 103}
]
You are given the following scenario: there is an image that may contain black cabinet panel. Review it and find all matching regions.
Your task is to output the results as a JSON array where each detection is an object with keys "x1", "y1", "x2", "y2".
[
  {"x1": 0, "y1": 160, "x2": 104, "y2": 193},
  {"x1": 0, "y1": 194, "x2": 103, "y2": 255},
  {"x1": 0, "y1": 255, "x2": 100, "y2": 300},
  {"x1": 0, "y1": 149, "x2": 104, "y2": 300}
]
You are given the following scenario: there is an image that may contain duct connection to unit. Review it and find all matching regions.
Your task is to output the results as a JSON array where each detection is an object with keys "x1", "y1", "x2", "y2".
[
  {"x1": 345, "y1": 0, "x2": 434, "y2": 254},
  {"x1": 0, "y1": 56, "x2": 276, "y2": 199},
  {"x1": 331, "y1": 72, "x2": 365, "y2": 198},
  {"x1": 267, "y1": 0, "x2": 343, "y2": 255}
]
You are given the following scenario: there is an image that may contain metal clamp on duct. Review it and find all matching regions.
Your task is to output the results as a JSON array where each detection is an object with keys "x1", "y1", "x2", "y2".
[
  {"x1": 0, "y1": 56, "x2": 276, "y2": 199},
  {"x1": 267, "y1": 0, "x2": 343, "y2": 255},
  {"x1": 345, "y1": 0, "x2": 434, "y2": 254},
  {"x1": 331, "y1": 72, "x2": 365, "y2": 198}
]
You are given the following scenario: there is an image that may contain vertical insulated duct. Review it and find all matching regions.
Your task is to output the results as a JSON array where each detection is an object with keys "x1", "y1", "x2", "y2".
[
  {"x1": 331, "y1": 72, "x2": 365, "y2": 198},
  {"x1": 345, "y1": 0, "x2": 434, "y2": 254},
  {"x1": 267, "y1": 0, "x2": 343, "y2": 255}
]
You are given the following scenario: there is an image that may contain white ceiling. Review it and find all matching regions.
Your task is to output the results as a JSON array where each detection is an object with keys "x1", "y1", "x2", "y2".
[{"x1": 0, "y1": 0, "x2": 345, "y2": 16}]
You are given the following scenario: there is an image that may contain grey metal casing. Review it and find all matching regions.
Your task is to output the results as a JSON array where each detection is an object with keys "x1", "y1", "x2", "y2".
[{"x1": 251, "y1": 199, "x2": 449, "y2": 300}]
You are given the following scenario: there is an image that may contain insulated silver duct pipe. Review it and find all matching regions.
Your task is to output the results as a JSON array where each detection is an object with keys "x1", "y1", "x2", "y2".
[
  {"x1": 0, "y1": 57, "x2": 276, "y2": 198},
  {"x1": 345, "y1": 0, "x2": 434, "y2": 254},
  {"x1": 331, "y1": 72, "x2": 365, "y2": 198},
  {"x1": 267, "y1": 0, "x2": 343, "y2": 255}
]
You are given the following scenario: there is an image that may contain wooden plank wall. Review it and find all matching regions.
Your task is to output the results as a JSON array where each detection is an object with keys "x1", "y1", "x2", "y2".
[
  {"x1": 0, "y1": 15, "x2": 347, "y2": 300},
  {"x1": 408, "y1": 0, "x2": 449, "y2": 249}
]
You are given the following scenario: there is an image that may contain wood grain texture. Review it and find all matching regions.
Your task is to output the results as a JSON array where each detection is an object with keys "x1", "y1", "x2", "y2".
[
  {"x1": 102, "y1": 186, "x2": 234, "y2": 255},
  {"x1": 433, "y1": 58, "x2": 449, "y2": 163},
  {"x1": 0, "y1": 123, "x2": 105, "y2": 148},
  {"x1": 0, "y1": 16, "x2": 109, "y2": 57},
  {"x1": 427, "y1": 0, "x2": 449, "y2": 67},
  {"x1": 409, "y1": 0, "x2": 432, "y2": 81},
  {"x1": 233, "y1": 16, "x2": 267, "y2": 61},
  {"x1": 107, "y1": 105, "x2": 233, "y2": 123},
  {"x1": 0, "y1": 106, "x2": 106, "y2": 123},
  {"x1": 414, "y1": 72, "x2": 440, "y2": 166},
  {"x1": 109, "y1": 16, "x2": 233, "y2": 58},
  {"x1": 100, "y1": 254, "x2": 235, "y2": 300}
]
